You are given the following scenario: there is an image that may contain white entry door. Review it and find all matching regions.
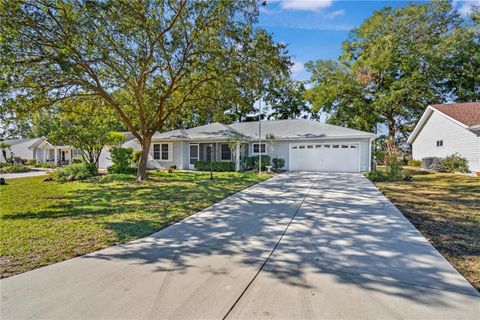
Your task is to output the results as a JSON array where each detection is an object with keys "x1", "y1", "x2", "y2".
[
  {"x1": 289, "y1": 143, "x2": 360, "y2": 172},
  {"x1": 189, "y1": 144, "x2": 199, "y2": 169}
]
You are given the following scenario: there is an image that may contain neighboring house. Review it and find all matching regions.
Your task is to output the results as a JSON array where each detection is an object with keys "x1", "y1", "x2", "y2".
[
  {"x1": 408, "y1": 102, "x2": 480, "y2": 174},
  {"x1": 100, "y1": 119, "x2": 377, "y2": 173},
  {"x1": 0, "y1": 136, "x2": 81, "y2": 166}
]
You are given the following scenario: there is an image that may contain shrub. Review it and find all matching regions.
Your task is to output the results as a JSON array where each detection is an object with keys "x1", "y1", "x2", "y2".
[
  {"x1": 0, "y1": 164, "x2": 30, "y2": 173},
  {"x1": 194, "y1": 160, "x2": 235, "y2": 172},
  {"x1": 133, "y1": 150, "x2": 142, "y2": 164},
  {"x1": 367, "y1": 160, "x2": 405, "y2": 182},
  {"x1": 272, "y1": 158, "x2": 285, "y2": 169},
  {"x1": 107, "y1": 147, "x2": 136, "y2": 174},
  {"x1": 71, "y1": 157, "x2": 83, "y2": 164},
  {"x1": 436, "y1": 153, "x2": 469, "y2": 173},
  {"x1": 26, "y1": 159, "x2": 37, "y2": 166},
  {"x1": 407, "y1": 159, "x2": 421, "y2": 167},
  {"x1": 51, "y1": 163, "x2": 96, "y2": 182},
  {"x1": 241, "y1": 157, "x2": 254, "y2": 170},
  {"x1": 34, "y1": 162, "x2": 57, "y2": 169}
]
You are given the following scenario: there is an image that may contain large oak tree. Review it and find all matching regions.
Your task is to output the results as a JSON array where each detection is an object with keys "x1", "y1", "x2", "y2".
[{"x1": 1, "y1": 0, "x2": 290, "y2": 180}]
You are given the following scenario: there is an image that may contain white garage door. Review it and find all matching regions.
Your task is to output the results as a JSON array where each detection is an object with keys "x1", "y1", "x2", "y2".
[{"x1": 289, "y1": 143, "x2": 360, "y2": 172}]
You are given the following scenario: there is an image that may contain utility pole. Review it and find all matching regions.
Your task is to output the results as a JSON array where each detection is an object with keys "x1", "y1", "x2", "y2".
[
  {"x1": 209, "y1": 143, "x2": 213, "y2": 180},
  {"x1": 258, "y1": 98, "x2": 262, "y2": 175}
]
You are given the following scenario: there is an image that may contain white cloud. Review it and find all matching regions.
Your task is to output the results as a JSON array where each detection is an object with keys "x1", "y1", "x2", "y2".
[
  {"x1": 454, "y1": 0, "x2": 480, "y2": 16},
  {"x1": 324, "y1": 9, "x2": 345, "y2": 19},
  {"x1": 291, "y1": 61, "x2": 305, "y2": 74},
  {"x1": 280, "y1": 0, "x2": 334, "y2": 12}
]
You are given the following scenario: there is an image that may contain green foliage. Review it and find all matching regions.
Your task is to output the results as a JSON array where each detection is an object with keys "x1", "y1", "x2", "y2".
[
  {"x1": 435, "y1": 154, "x2": 469, "y2": 173},
  {"x1": 407, "y1": 159, "x2": 422, "y2": 167},
  {"x1": 71, "y1": 157, "x2": 83, "y2": 164},
  {"x1": 0, "y1": 164, "x2": 29, "y2": 173},
  {"x1": 26, "y1": 159, "x2": 37, "y2": 166},
  {"x1": 367, "y1": 161, "x2": 405, "y2": 182},
  {"x1": 194, "y1": 161, "x2": 235, "y2": 172},
  {"x1": 272, "y1": 158, "x2": 285, "y2": 169},
  {"x1": 242, "y1": 155, "x2": 271, "y2": 171},
  {"x1": 133, "y1": 150, "x2": 142, "y2": 164},
  {"x1": 305, "y1": 0, "x2": 479, "y2": 148},
  {"x1": 264, "y1": 79, "x2": 310, "y2": 119},
  {"x1": 51, "y1": 163, "x2": 96, "y2": 182},
  {"x1": 107, "y1": 147, "x2": 135, "y2": 174},
  {"x1": 34, "y1": 163, "x2": 56, "y2": 169}
]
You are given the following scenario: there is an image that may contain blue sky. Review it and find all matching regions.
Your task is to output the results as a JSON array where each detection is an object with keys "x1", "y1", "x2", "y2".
[{"x1": 258, "y1": 0, "x2": 479, "y2": 81}]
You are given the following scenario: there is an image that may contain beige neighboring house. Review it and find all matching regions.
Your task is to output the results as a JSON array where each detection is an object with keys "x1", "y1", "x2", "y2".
[
  {"x1": 0, "y1": 137, "x2": 81, "y2": 165},
  {"x1": 408, "y1": 102, "x2": 480, "y2": 175}
]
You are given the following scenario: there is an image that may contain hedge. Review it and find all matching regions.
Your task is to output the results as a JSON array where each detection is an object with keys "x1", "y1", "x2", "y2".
[
  {"x1": 242, "y1": 155, "x2": 271, "y2": 170},
  {"x1": 51, "y1": 163, "x2": 97, "y2": 182},
  {"x1": 194, "y1": 160, "x2": 235, "y2": 172}
]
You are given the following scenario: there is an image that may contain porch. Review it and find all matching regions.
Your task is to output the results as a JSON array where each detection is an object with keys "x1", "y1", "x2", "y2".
[
  {"x1": 36, "y1": 146, "x2": 81, "y2": 166},
  {"x1": 188, "y1": 142, "x2": 248, "y2": 171}
]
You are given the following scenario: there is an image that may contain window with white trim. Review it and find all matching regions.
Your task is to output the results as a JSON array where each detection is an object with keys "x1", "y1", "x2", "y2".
[
  {"x1": 220, "y1": 144, "x2": 232, "y2": 160},
  {"x1": 252, "y1": 143, "x2": 266, "y2": 154},
  {"x1": 72, "y1": 149, "x2": 82, "y2": 158},
  {"x1": 436, "y1": 140, "x2": 443, "y2": 147},
  {"x1": 153, "y1": 143, "x2": 172, "y2": 160}
]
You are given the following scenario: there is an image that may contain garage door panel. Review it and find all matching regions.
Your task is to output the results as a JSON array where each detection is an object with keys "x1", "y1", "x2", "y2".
[{"x1": 289, "y1": 143, "x2": 359, "y2": 172}]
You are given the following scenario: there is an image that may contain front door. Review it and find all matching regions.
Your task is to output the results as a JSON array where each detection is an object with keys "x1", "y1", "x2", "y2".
[
  {"x1": 189, "y1": 144, "x2": 199, "y2": 169},
  {"x1": 61, "y1": 150, "x2": 66, "y2": 162}
]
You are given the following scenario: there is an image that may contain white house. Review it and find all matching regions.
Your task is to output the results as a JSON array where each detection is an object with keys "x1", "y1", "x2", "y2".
[
  {"x1": 407, "y1": 102, "x2": 480, "y2": 174},
  {"x1": 0, "y1": 136, "x2": 80, "y2": 165},
  {"x1": 100, "y1": 119, "x2": 377, "y2": 173}
]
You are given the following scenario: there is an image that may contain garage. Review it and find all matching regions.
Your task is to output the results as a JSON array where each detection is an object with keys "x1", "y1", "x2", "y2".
[{"x1": 289, "y1": 143, "x2": 360, "y2": 172}]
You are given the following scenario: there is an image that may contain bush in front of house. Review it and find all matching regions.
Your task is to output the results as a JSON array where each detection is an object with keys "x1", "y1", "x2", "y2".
[
  {"x1": 407, "y1": 159, "x2": 421, "y2": 167},
  {"x1": 0, "y1": 163, "x2": 30, "y2": 173},
  {"x1": 34, "y1": 162, "x2": 57, "y2": 169},
  {"x1": 241, "y1": 155, "x2": 271, "y2": 171},
  {"x1": 71, "y1": 157, "x2": 83, "y2": 164},
  {"x1": 107, "y1": 147, "x2": 136, "y2": 174},
  {"x1": 367, "y1": 160, "x2": 406, "y2": 182},
  {"x1": 26, "y1": 159, "x2": 37, "y2": 166},
  {"x1": 435, "y1": 153, "x2": 469, "y2": 173},
  {"x1": 194, "y1": 160, "x2": 235, "y2": 172},
  {"x1": 272, "y1": 158, "x2": 285, "y2": 169},
  {"x1": 51, "y1": 163, "x2": 96, "y2": 182}
]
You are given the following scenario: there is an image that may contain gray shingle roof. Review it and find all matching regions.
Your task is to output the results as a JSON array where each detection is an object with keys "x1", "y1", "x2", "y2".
[
  {"x1": 152, "y1": 119, "x2": 376, "y2": 141},
  {"x1": 1, "y1": 138, "x2": 40, "y2": 147}
]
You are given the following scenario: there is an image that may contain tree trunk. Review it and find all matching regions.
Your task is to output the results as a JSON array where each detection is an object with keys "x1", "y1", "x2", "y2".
[{"x1": 136, "y1": 134, "x2": 152, "y2": 182}]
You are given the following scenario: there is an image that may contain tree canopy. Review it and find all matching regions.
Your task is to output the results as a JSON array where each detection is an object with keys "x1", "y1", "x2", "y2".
[
  {"x1": 306, "y1": 0, "x2": 480, "y2": 148},
  {"x1": 1, "y1": 0, "x2": 290, "y2": 180}
]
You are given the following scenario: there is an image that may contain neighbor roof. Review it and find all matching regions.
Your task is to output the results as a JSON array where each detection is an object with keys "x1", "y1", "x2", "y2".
[
  {"x1": 1, "y1": 137, "x2": 41, "y2": 147},
  {"x1": 152, "y1": 119, "x2": 376, "y2": 141},
  {"x1": 431, "y1": 102, "x2": 480, "y2": 127}
]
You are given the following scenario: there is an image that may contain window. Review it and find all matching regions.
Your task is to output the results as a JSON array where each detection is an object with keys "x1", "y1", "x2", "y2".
[
  {"x1": 72, "y1": 149, "x2": 82, "y2": 158},
  {"x1": 436, "y1": 140, "x2": 443, "y2": 147},
  {"x1": 341, "y1": 145, "x2": 349, "y2": 148},
  {"x1": 48, "y1": 149, "x2": 55, "y2": 160},
  {"x1": 307, "y1": 145, "x2": 313, "y2": 149},
  {"x1": 299, "y1": 145, "x2": 305, "y2": 149},
  {"x1": 292, "y1": 146, "x2": 298, "y2": 149},
  {"x1": 315, "y1": 145, "x2": 322, "y2": 148},
  {"x1": 350, "y1": 145, "x2": 357, "y2": 148},
  {"x1": 220, "y1": 144, "x2": 232, "y2": 160},
  {"x1": 333, "y1": 144, "x2": 340, "y2": 148},
  {"x1": 253, "y1": 143, "x2": 266, "y2": 154},
  {"x1": 324, "y1": 144, "x2": 331, "y2": 148},
  {"x1": 153, "y1": 143, "x2": 171, "y2": 160}
]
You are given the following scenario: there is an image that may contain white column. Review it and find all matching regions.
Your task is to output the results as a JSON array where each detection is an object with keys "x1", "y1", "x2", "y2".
[
  {"x1": 54, "y1": 148, "x2": 58, "y2": 165},
  {"x1": 235, "y1": 142, "x2": 240, "y2": 172}
]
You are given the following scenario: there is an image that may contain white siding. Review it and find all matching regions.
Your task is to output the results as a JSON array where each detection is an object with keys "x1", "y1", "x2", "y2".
[
  {"x1": 412, "y1": 111, "x2": 480, "y2": 173},
  {"x1": 122, "y1": 139, "x2": 184, "y2": 169},
  {"x1": 3, "y1": 140, "x2": 35, "y2": 162},
  {"x1": 248, "y1": 138, "x2": 371, "y2": 172}
]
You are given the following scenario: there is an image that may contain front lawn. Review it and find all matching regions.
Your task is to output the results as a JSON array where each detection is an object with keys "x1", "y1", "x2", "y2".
[
  {"x1": 0, "y1": 171, "x2": 270, "y2": 277},
  {"x1": 372, "y1": 167, "x2": 480, "y2": 291}
]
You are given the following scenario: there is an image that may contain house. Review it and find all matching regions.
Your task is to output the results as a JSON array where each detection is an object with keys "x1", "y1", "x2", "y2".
[
  {"x1": 100, "y1": 119, "x2": 377, "y2": 172},
  {"x1": 407, "y1": 102, "x2": 480, "y2": 174},
  {"x1": 0, "y1": 136, "x2": 81, "y2": 166}
]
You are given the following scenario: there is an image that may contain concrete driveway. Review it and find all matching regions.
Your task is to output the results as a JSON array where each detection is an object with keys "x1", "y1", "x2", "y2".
[
  {"x1": 0, "y1": 170, "x2": 49, "y2": 180},
  {"x1": 1, "y1": 172, "x2": 479, "y2": 319}
]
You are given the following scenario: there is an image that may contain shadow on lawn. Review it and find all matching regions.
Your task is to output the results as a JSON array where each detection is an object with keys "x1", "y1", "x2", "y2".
[{"x1": 77, "y1": 172, "x2": 479, "y2": 309}]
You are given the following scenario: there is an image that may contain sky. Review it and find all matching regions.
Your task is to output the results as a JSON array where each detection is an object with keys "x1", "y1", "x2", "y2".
[{"x1": 258, "y1": 0, "x2": 480, "y2": 81}]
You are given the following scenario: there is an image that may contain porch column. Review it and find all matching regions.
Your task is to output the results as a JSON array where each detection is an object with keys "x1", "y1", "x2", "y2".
[
  {"x1": 235, "y1": 141, "x2": 240, "y2": 172},
  {"x1": 54, "y1": 148, "x2": 58, "y2": 165}
]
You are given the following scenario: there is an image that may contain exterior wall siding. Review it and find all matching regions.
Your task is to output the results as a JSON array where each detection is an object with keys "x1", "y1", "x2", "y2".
[
  {"x1": 412, "y1": 111, "x2": 480, "y2": 173},
  {"x1": 247, "y1": 138, "x2": 371, "y2": 172}
]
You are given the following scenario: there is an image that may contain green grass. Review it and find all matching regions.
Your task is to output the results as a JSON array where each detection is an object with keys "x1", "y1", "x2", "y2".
[
  {"x1": 0, "y1": 171, "x2": 270, "y2": 277},
  {"x1": 372, "y1": 167, "x2": 480, "y2": 291}
]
